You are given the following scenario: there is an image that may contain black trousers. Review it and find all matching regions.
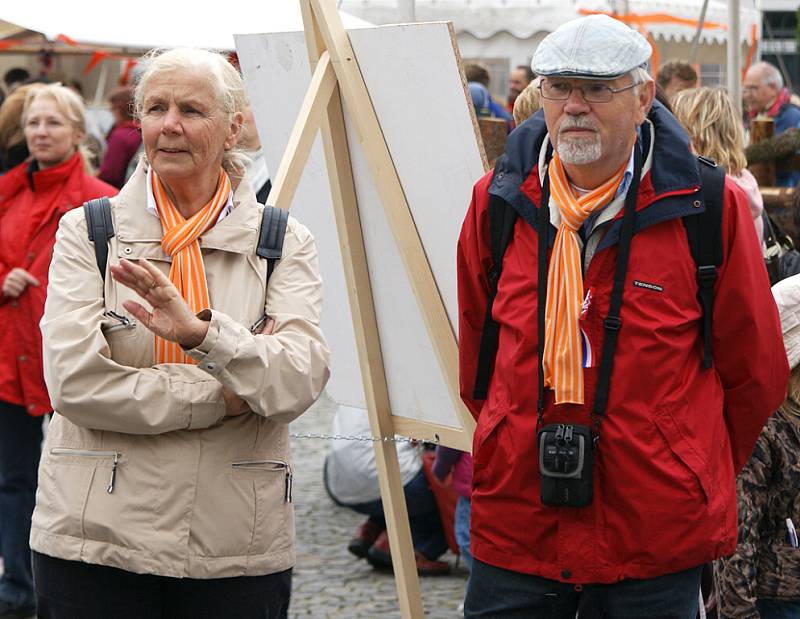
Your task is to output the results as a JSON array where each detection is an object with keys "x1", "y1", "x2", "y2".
[{"x1": 33, "y1": 552, "x2": 292, "y2": 619}]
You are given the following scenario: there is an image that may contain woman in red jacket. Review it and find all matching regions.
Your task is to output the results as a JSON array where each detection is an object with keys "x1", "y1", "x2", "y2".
[{"x1": 0, "y1": 83, "x2": 116, "y2": 619}]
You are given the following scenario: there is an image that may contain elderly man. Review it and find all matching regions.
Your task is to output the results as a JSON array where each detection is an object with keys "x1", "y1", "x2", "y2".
[
  {"x1": 744, "y1": 61, "x2": 800, "y2": 187},
  {"x1": 457, "y1": 14, "x2": 787, "y2": 618}
]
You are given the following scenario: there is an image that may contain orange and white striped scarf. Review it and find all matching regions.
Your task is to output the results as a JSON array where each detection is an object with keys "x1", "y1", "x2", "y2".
[
  {"x1": 543, "y1": 154, "x2": 627, "y2": 404},
  {"x1": 151, "y1": 168, "x2": 231, "y2": 364}
]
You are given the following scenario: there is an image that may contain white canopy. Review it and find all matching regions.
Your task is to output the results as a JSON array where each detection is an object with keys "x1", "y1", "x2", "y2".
[
  {"x1": 0, "y1": 1, "x2": 372, "y2": 51},
  {"x1": 340, "y1": 0, "x2": 757, "y2": 46}
]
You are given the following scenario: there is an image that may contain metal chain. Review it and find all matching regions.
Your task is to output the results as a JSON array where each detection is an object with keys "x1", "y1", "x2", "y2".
[{"x1": 289, "y1": 432, "x2": 437, "y2": 445}]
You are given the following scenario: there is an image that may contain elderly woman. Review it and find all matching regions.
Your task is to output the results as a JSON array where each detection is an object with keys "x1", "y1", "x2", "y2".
[
  {"x1": 0, "y1": 83, "x2": 116, "y2": 619},
  {"x1": 29, "y1": 48, "x2": 330, "y2": 619}
]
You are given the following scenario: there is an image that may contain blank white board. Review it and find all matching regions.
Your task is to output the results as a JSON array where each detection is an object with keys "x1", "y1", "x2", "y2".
[{"x1": 236, "y1": 22, "x2": 485, "y2": 429}]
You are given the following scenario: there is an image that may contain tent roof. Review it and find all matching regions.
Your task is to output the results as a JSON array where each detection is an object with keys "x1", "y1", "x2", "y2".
[
  {"x1": 340, "y1": 0, "x2": 757, "y2": 45},
  {"x1": 0, "y1": 2, "x2": 372, "y2": 52}
]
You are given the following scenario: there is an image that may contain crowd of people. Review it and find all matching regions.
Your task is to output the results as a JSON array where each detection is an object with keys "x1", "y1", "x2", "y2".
[{"x1": 0, "y1": 11, "x2": 799, "y2": 619}]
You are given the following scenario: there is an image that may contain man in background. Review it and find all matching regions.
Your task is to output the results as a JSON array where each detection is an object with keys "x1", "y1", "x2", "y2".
[
  {"x1": 508, "y1": 64, "x2": 535, "y2": 113},
  {"x1": 656, "y1": 60, "x2": 697, "y2": 102},
  {"x1": 744, "y1": 61, "x2": 800, "y2": 187}
]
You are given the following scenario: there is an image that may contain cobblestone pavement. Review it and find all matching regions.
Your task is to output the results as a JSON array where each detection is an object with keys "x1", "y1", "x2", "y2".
[{"x1": 288, "y1": 393, "x2": 469, "y2": 618}]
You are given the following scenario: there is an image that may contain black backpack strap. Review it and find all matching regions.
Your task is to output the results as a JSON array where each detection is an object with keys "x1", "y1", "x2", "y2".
[
  {"x1": 683, "y1": 156, "x2": 725, "y2": 369},
  {"x1": 472, "y1": 192, "x2": 518, "y2": 400},
  {"x1": 257, "y1": 205, "x2": 289, "y2": 283},
  {"x1": 591, "y1": 144, "x2": 643, "y2": 427},
  {"x1": 83, "y1": 197, "x2": 114, "y2": 281}
]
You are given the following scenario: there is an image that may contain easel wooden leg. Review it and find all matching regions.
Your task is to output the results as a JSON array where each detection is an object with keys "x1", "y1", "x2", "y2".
[
  {"x1": 267, "y1": 51, "x2": 337, "y2": 212},
  {"x1": 319, "y1": 88, "x2": 425, "y2": 618},
  {"x1": 295, "y1": 2, "x2": 425, "y2": 617}
]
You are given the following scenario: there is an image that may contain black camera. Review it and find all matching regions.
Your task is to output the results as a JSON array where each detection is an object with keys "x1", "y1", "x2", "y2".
[{"x1": 537, "y1": 424, "x2": 594, "y2": 508}]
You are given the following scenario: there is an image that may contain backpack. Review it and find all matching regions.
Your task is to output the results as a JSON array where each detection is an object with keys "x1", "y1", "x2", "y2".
[
  {"x1": 82, "y1": 197, "x2": 289, "y2": 286},
  {"x1": 472, "y1": 156, "x2": 726, "y2": 400}
]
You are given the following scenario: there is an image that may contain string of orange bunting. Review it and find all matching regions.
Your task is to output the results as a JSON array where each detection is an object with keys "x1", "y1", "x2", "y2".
[
  {"x1": 0, "y1": 33, "x2": 137, "y2": 86},
  {"x1": 577, "y1": 9, "x2": 758, "y2": 81}
]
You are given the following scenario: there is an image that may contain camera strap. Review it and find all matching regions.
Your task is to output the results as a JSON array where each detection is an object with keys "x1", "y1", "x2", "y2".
[{"x1": 536, "y1": 143, "x2": 643, "y2": 438}]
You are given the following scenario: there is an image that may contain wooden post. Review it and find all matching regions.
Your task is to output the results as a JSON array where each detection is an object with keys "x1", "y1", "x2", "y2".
[
  {"x1": 749, "y1": 118, "x2": 776, "y2": 187},
  {"x1": 477, "y1": 117, "x2": 507, "y2": 168}
]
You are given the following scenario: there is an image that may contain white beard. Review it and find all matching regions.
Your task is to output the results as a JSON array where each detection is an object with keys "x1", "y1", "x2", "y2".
[{"x1": 557, "y1": 133, "x2": 602, "y2": 165}]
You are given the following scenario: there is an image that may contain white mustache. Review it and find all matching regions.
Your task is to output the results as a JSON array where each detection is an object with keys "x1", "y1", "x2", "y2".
[{"x1": 558, "y1": 116, "x2": 598, "y2": 134}]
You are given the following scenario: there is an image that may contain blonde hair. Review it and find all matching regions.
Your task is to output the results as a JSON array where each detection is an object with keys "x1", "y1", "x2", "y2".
[
  {"x1": 21, "y1": 83, "x2": 87, "y2": 135},
  {"x1": 512, "y1": 79, "x2": 542, "y2": 126},
  {"x1": 134, "y1": 47, "x2": 248, "y2": 177},
  {"x1": 0, "y1": 83, "x2": 44, "y2": 151},
  {"x1": 21, "y1": 83, "x2": 92, "y2": 171},
  {"x1": 671, "y1": 87, "x2": 747, "y2": 175}
]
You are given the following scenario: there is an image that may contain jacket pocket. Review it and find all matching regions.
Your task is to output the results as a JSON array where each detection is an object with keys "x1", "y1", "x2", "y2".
[
  {"x1": 472, "y1": 405, "x2": 508, "y2": 485},
  {"x1": 231, "y1": 460, "x2": 293, "y2": 504},
  {"x1": 50, "y1": 448, "x2": 121, "y2": 493},
  {"x1": 33, "y1": 448, "x2": 103, "y2": 540},
  {"x1": 101, "y1": 311, "x2": 137, "y2": 336},
  {"x1": 652, "y1": 400, "x2": 714, "y2": 504},
  {"x1": 102, "y1": 320, "x2": 152, "y2": 368},
  {"x1": 200, "y1": 458, "x2": 294, "y2": 559}
]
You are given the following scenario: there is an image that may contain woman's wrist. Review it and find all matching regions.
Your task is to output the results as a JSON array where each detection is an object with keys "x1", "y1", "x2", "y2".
[{"x1": 178, "y1": 315, "x2": 211, "y2": 350}]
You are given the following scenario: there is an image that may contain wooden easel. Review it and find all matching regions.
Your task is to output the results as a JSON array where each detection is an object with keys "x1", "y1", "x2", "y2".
[{"x1": 263, "y1": 1, "x2": 477, "y2": 616}]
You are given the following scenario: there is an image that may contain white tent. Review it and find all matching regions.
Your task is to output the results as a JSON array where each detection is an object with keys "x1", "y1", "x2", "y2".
[{"x1": 0, "y1": 1, "x2": 371, "y2": 51}]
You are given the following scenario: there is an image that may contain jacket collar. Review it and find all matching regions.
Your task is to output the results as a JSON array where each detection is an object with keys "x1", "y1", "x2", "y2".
[
  {"x1": 113, "y1": 160, "x2": 262, "y2": 256},
  {"x1": 489, "y1": 100, "x2": 703, "y2": 238},
  {"x1": 25, "y1": 151, "x2": 84, "y2": 194}
]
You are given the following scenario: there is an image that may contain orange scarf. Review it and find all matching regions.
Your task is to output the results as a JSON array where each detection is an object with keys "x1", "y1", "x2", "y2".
[
  {"x1": 544, "y1": 155, "x2": 627, "y2": 404},
  {"x1": 151, "y1": 168, "x2": 231, "y2": 364}
]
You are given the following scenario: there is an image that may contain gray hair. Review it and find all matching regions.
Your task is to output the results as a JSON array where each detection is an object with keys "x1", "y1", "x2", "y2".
[
  {"x1": 630, "y1": 66, "x2": 653, "y2": 95},
  {"x1": 133, "y1": 47, "x2": 248, "y2": 177},
  {"x1": 754, "y1": 61, "x2": 784, "y2": 90}
]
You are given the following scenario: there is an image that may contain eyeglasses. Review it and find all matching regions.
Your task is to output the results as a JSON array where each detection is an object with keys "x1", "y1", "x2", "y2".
[{"x1": 538, "y1": 80, "x2": 641, "y2": 103}]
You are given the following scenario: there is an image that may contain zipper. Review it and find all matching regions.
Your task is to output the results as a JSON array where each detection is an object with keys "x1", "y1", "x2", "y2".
[
  {"x1": 50, "y1": 448, "x2": 121, "y2": 494},
  {"x1": 103, "y1": 311, "x2": 136, "y2": 334},
  {"x1": 231, "y1": 460, "x2": 293, "y2": 503}
]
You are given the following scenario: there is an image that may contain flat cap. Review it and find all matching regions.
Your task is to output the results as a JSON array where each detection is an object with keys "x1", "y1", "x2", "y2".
[{"x1": 531, "y1": 14, "x2": 651, "y2": 80}]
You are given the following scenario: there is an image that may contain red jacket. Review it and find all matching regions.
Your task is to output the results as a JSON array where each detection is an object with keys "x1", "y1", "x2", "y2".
[
  {"x1": 457, "y1": 104, "x2": 788, "y2": 584},
  {"x1": 0, "y1": 153, "x2": 117, "y2": 416}
]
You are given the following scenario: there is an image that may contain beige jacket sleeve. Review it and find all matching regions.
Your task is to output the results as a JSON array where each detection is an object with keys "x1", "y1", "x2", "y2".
[
  {"x1": 185, "y1": 218, "x2": 331, "y2": 424},
  {"x1": 42, "y1": 210, "x2": 329, "y2": 434}
]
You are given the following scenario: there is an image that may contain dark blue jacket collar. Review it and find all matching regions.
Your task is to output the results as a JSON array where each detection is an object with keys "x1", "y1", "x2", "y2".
[{"x1": 489, "y1": 100, "x2": 702, "y2": 235}]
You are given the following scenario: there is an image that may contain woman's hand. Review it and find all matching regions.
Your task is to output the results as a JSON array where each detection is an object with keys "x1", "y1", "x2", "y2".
[
  {"x1": 2, "y1": 268, "x2": 40, "y2": 298},
  {"x1": 109, "y1": 258, "x2": 209, "y2": 349},
  {"x1": 222, "y1": 318, "x2": 275, "y2": 418}
]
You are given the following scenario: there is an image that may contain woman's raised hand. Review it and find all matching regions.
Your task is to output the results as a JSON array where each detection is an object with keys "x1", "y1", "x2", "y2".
[{"x1": 109, "y1": 258, "x2": 209, "y2": 349}]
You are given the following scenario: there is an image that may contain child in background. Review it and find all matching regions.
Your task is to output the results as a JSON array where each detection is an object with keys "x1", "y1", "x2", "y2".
[{"x1": 432, "y1": 447, "x2": 473, "y2": 569}]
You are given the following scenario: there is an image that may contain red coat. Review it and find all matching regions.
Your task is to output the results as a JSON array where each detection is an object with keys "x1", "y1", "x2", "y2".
[
  {"x1": 0, "y1": 153, "x2": 117, "y2": 416},
  {"x1": 457, "y1": 106, "x2": 788, "y2": 583}
]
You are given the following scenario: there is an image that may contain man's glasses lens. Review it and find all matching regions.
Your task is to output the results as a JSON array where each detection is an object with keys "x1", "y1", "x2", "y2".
[{"x1": 539, "y1": 81, "x2": 638, "y2": 103}]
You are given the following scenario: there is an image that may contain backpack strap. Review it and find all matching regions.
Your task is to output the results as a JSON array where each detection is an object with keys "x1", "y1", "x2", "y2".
[
  {"x1": 83, "y1": 197, "x2": 114, "y2": 282},
  {"x1": 472, "y1": 192, "x2": 518, "y2": 400},
  {"x1": 257, "y1": 205, "x2": 289, "y2": 283},
  {"x1": 683, "y1": 156, "x2": 725, "y2": 369}
]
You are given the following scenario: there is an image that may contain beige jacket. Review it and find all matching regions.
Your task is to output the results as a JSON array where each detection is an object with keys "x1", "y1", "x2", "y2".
[{"x1": 30, "y1": 163, "x2": 330, "y2": 579}]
